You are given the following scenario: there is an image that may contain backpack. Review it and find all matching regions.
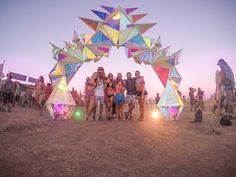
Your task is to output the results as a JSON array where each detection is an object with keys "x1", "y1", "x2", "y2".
[{"x1": 220, "y1": 115, "x2": 232, "y2": 126}]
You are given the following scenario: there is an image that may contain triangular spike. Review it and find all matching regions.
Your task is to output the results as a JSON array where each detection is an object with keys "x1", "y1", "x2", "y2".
[
  {"x1": 169, "y1": 67, "x2": 182, "y2": 86},
  {"x1": 119, "y1": 10, "x2": 132, "y2": 31},
  {"x1": 170, "y1": 49, "x2": 183, "y2": 66},
  {"x1": 125, "y1": 7, "x2": 138, "y2": 14},
  {"x1": 49, "y1": 42, "x2": 60, "y2": 50},
  {"x1": 153, "y1": 65, "x2": 169, "y2": 87},
  {"x1": 79, "y1": 17, "x2": 100, "y2": 31},
  {"x1": 162, "y1": 46, "x2": 171, "y2": 53},
  {"x1": 131, "y1": 14, "x2": 147, "y2": 23},
  {"x1": 72, "y1": 30, "x2": 80, "y2": 42},
  {"x1": 91, "y1": 10, "x2": 108, "y2": 20},
  {"x1": 119, "y1": 27, "x2": 139, "y2": 45},
  {"x1": 154, "y1": 35, "x2": 162, "y2": 48},
  {"x1": 64, "y1": 40, "x2": 71, "y2": 47},
  {"x1": 100, "y1": 5, "x2": 114, "y2": 13},
  {"x1": 134, "y1": 23, "x2": 157, "y2": 34},
  {"x1": 65, "y1": 63, "x2": 83, "y2": 84}
]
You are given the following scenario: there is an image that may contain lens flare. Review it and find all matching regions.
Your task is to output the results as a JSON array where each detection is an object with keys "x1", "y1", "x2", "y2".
[
  {"x1": 75, "y1": 111, "x2": 81, "y2": 118},
  {"x1": 151, "y1": 111, "x2": 160, "y2": 119}
]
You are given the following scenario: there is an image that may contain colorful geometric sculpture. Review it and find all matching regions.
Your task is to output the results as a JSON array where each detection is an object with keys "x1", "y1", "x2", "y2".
[
  {"x1": 158, "y1": 80, "x2": 184, "y2": 120},
  {"x1": 46, "y1": 76, "x2": 76, "y2": 119},
  {"x1": 48, "y1": 5, "x2": 184, "y2": 120}
]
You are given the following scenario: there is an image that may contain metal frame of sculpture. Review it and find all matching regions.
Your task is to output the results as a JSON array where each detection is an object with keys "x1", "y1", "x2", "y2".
[{"x1": 46, "y1": 6, "x2": 184, "y2": 120}]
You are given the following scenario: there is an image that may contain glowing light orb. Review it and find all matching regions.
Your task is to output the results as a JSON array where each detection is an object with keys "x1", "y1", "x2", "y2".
[
  {"x1": 151, "y1": 111, "x2": 160, "y2": 119},
  {"x1": 75, "y1": 111, "x2": 81, "y2": 117}
]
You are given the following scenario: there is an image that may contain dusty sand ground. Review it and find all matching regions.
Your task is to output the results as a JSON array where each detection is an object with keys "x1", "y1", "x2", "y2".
[{"x1": 0, "y1": 105, "x2": 236, "y2": 177}]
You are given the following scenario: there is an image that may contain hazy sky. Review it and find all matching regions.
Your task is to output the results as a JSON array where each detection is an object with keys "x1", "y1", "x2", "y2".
[{"x1": 1, "y1": 0, "x2": 236, "y2": 98}]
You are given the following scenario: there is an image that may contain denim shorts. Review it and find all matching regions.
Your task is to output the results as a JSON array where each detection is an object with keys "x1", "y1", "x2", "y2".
[
  {"x1": 96, "y1": 96, "x2": 105, "y2": 105},
  {"x1": 115, "y1": 93, "x2": 125, "y2": 105}
]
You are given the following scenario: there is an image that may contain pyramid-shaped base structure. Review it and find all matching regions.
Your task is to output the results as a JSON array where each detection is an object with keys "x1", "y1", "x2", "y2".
[
  {"x1": 46, "y1": 76, "x2": 76, "y2": 119},
  {"x1": 158, "y1": 80, "x2": 184, "y2": 120}
]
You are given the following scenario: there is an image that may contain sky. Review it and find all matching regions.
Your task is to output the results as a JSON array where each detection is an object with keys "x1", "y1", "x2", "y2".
[{"x1": 0, "y1": 0, "x2": 236, "y2": 98}]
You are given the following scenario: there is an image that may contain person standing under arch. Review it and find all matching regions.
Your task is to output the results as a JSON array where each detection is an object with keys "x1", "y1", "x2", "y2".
[
  {"x1": 135, "y1": 71, "x2": 146, "y2": 121},
  {"x1": 114, "y1": 73, "x2": 126, "y2": 120},
  {"x1": 85, "y1": 72, "x2": 97, "y2": 120},
  {"x1": 93, "y1": 67, "x2": 106, "y2": 120},
  {"x1": 125, "y1": 72, "x2": 136, "y2": 120},
  {"x1": 105, "y1": 73, "x2": 115, "y2": 120}
]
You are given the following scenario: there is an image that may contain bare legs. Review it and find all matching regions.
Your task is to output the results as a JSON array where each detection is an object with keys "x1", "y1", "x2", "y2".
[
  {"x1": 106, "y1": 96, "x2": 114, "y2": 119},
  {"x1": 126, "y1": 102, "x2": 135, "y2": 119},
  {"x1": 137, "y1": 96, "x2": 145, "y2": 121},
  {"x1": 116, "y1": 104, "x2": 124, "y2": 120},
  {"x1": 86, "y1": 96, "x2": 95, "y2": 120}
]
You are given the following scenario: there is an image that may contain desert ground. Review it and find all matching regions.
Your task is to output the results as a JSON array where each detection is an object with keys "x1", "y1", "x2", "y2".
[{"x1": 0, "y1": 104, "x2": 236, "y2": 177}]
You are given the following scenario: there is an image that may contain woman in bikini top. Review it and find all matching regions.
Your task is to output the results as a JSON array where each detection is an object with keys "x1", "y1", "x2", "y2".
[
  {"x1": 106, "y1": 73, "x2": 115, "y2": 98},
  {"x1": 105, "y1": 73, "x2": 115, "y2": 120},
  {"x1": 135, "y1": 76, "x2": 145, "y2": 96},
  {"x1": 86, "y1": 73, "x2": 97, "y2": 96},
  {"x1": 85, "y1": 72, "x2": 98, "y2": 120}
]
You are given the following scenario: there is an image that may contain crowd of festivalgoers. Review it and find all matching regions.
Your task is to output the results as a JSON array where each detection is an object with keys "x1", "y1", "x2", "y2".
[
  {"x1": 0, "y1": 74, "x2": 53, "y2": 114},
  {"x1": 0, "y1": 59, "x2": 235, "y2": 120}
]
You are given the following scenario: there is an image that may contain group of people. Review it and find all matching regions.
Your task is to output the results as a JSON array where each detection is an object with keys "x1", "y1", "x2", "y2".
[
  {"x1": 84, "y1": 67, "x2": 147, "y2": 121},
  {"x1": 0, "y1": 73, "x2": 53, "y2": 115},
  {"x1": 189, "y1": 87, "x2": 205, "y2": 111}
]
